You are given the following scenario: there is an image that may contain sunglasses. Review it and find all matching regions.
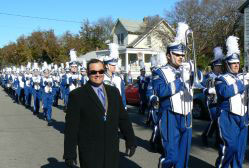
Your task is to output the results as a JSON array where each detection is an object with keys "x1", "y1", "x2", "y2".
[{"x1": 89, "y1": 70, "x2": 105, "y2": 75}]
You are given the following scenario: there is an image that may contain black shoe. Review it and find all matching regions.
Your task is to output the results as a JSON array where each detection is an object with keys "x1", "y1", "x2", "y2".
[
  {"x1": 47, "y1": 121, "x2": 53, "y2": 126},
  {"x1": 145, "y1": 120, "x2": 151, "y2": 127},
  {"x1": 63, "y1": 107, "x2": 67, "y2": 113},
  {"x1": 25, "y1": 105, "x2": 31, "y2": 109},
  {"x1": 201, "y1": 134, "x2": 208, "y2": 146},
  {"x1": 33, "y1": 112, "x2": 39, "y2": 116}
]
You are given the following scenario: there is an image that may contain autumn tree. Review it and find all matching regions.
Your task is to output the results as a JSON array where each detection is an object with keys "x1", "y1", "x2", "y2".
[
  {"x1": 27, "y1": 31, "x2": 46, "y2": 63},
  {"x1": 0, "y1": 16, "x2": 115, "y2": 65},
  {"x1": 16, "y1": 36, "x2": 32, "y2": 64},
  {"x1": 43, "y1": 30, "x2": 60, "y2": 64}
]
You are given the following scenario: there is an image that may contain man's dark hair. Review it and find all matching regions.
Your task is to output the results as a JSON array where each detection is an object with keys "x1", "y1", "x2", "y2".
[
  {"x1": 87, "y1": 59, "x2": 104, "y2": 70},
  {"x1": 166, "y1": 47, "x2": 170, "y2": 55}
]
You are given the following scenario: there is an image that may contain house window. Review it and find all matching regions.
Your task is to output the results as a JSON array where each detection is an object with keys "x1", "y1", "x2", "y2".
[
  {"x1": 145, "y1": 54, "x2": 152, "y2": 63},
  {"x1": 147, "y1": 36, "x2": 151, "y2": 47},
  {"x1": 128, "y1": 54, "x2": 138, "y2": 64},
  {"x1": 120, "y1": 54, "x2": 125, "y2": 66},
  {"x1": 118, "y1": 33, "x2": 124, "y2": 45}
]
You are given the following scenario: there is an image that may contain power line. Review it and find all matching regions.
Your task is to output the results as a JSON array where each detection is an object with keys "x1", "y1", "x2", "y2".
[{"x1": 0, "y1": 11, "x2": 82, "y2": 24}]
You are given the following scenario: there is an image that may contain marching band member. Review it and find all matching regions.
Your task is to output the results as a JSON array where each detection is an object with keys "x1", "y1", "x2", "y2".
[
  {"x1": 61, "y1": 62, "x2": 70, "y2": 109},
  {"x1": 12, "y1": 67, "x2": 20, "y2": 103},
  {"x1": 52, "y1": 64, "x2": 61, "y2": 107},
  {"x1": 79, "y1": 66, "x2": 88, "y2": 86},
  {"x1": 201, "y1": 47, "x2": 223, "y2": 147},
  {"x1": 146, "y1": 54, "x2": 164, "y2": 152},
  {"x1": 215, "y1": 36, "x2": 248, "y2": 168},
  {"x1": 153, "y1": 22, "x2": 193, "y2": 168},
  {"x1": 24, "y1": 62, "x2": 32, "y2": 108},
  {"x1": 103, "y1": 43, "x2": 127, "y2": 109},
  {"x1": 5, "y1": 67, "x2": 12, "y2": 94},
  {"x1": 146, "y1": 55, "x2": 158, "y2": 126},
  {"x1": 138, "y1": 61, "x2": 150, "y2": 114},
  {"x1": 31, "y1": 62, "x2": 42, "y2": 115},
  {"x1": 61, "y1": 49, "x2": 80, "y2": 110},
  {"x1": 41, "y1": 62, "x2": 54, "y2": 126},
  {"x1": 59, "y1": 63, "x2": 66, "y2": 105},
  {"x1": 0, "y1": 69, "x2": 3, "y2": 87},
  {"x1": 17, "y1": 66, "x2": 26, "y2": 105},
  {"x1": 79, "y1": 59, "x2": 88, "y2": 86},
  {"x1": 7, "y1": 67, "x2": 14, "y2": 100},
  {"x1": 1, "y1": 68, "x2": 6, "y2": 89}
]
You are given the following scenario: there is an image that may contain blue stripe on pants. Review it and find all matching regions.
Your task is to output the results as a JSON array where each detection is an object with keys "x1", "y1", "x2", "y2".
[
  {"x1": 216, "y1": 110, "x2": 248, "y2": 168},
  {"x1": 160, "y1": 110, "x2": 192, "y2": 168}
]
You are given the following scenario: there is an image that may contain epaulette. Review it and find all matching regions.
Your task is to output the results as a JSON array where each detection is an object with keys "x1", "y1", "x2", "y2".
[
  {"x1": 214, "y1": 78, "x2": 223, "y2": 85},
  {"x1": 114, "y1": 73, "x2": 123, "y2": 80},
  {"x1": 160, "y1": 65, "x2": 168, "y2": 69},
  {"x1": 222, "y1": 73, "x2": 229, "y2": 78},
  {"x1": 147, "y1": 85, "x2": 153, "y2": 89},
  {"x1": 152, "y1": 75, "x2": 160, "y2": 80},
  {"x1": 152, "y1": 67, "x2": 159, "y2": 72}
]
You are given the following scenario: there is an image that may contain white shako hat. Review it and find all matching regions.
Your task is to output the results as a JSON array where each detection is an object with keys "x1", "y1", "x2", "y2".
[
  {"x1": 224, "y1": 36, "x2": 240, "y2": 63},
  {"x1": 167, "y1": 22, "x2": 189, "y2": 55}
]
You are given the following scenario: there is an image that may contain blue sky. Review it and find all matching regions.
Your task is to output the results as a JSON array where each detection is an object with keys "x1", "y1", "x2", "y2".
[{"x1": 0, "y1": 0, "x2": 178, "y2": 47}]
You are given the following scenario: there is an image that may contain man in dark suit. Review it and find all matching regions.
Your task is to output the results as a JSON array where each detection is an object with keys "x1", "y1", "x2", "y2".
[{"x1": 64, "y1": 59, "x2": 136, "y2": 168}]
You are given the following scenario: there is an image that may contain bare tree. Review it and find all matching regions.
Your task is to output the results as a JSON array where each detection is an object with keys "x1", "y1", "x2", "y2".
[
  {"x1": 96, "y1": 16, "x2": 115, "y2": 42},
  {"x1": 165, "y1": 0, "x2": 245, "y2": 69}
]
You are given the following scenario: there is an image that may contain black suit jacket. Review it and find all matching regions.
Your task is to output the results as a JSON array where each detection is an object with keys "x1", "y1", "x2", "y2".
[{"x1": 64, "y1": 82, "x2": 136, "y2": 168}]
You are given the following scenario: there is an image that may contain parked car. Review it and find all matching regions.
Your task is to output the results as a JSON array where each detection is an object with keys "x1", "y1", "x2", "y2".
[
  {"x1": 125, "y1": 83, "x2": 209, "y2": 119},
  {"x1": 125, "y1": 83, "x2": 140, "y2": 105}
]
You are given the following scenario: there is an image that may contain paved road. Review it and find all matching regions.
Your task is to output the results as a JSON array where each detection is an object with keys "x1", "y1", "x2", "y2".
[{"x1": 0, "y1": 87, "x2": 248, "y2": 168}]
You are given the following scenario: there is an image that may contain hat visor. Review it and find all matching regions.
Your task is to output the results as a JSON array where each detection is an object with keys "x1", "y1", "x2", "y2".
[
  {"x1": 227, "y1": 59, "x2": 240, "y2": 63},
  {"x1": 172, "y1": 51, "x2": 185, "y2": 55},
  {"x1": 213, "y1": 63, "x2": 222, "y2": 66},
  {"x1": 108, "y1": 62, "x2": 117, "y2": 66}
]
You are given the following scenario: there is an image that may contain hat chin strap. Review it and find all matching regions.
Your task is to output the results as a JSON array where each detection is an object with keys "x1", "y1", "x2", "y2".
[
  {"x1": 225, "y1": 62, "x2": 237, "y2": 74},
  {"x1": 106, "y1": 65, "x2": 113, "y2": 75},
  {"x1": 170, "y1": 52, "x2": 179, "y2": 68}
]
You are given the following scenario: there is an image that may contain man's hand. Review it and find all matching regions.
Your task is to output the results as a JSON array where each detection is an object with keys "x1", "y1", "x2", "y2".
[
  {"x1": 65, "y1": 159, "x2": 77, "y2": 168},
  {"x1": 125, "y1": 145, "x2": 136, "y2": 157}
]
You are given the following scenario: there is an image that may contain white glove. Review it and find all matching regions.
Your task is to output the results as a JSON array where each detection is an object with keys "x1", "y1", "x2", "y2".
[
  {"x1": 244, "y1": 73, "x2": 249, "y2": 80},
  {"x1": 208, "y1": 87, "x2": 216, "y2": 95},
  {"x1": 181, "y1": 63, "x2": 191, "y2": 81},
  {"x1": 182, "y1": 62, "x2": 191, "y2": 71},
  {"x1": 244, "y1": 73, "x2": 249, "y2": 85},
  {"x1": 72, "y1": 75, "x2": 77, "y2": 80}
]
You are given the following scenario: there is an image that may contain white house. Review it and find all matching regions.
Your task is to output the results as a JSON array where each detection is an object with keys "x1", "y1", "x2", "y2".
[{"x1": 78, "y1": 17, "x2": 175, "y2": 77}]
